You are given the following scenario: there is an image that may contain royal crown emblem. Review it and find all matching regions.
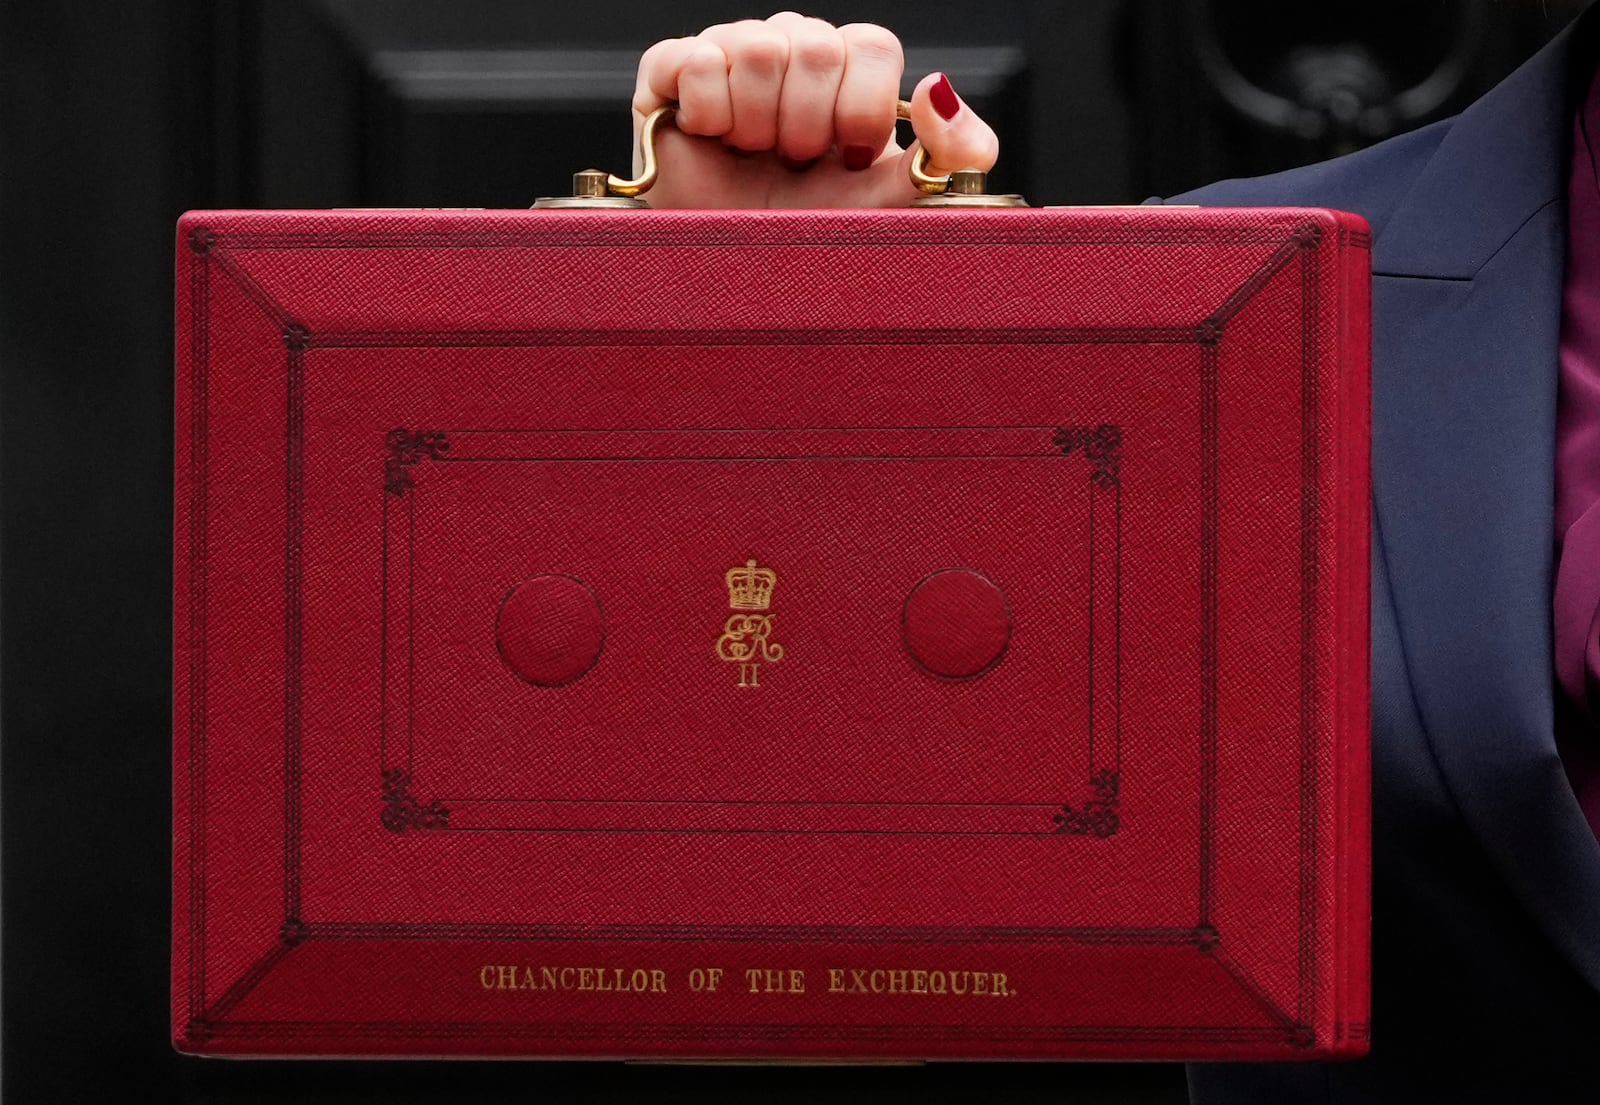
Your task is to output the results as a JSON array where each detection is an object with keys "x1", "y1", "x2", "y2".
[
  {"x1": 717, "y1": 559, "x2": 783, "y2": 687},
  {"x1": 726, "y1": 559, "x2": 777, "y2": 611}
]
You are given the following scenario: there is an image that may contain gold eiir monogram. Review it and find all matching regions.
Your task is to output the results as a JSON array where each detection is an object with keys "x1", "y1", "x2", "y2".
[{"x1": 717, "y1": 559, "x2": 784, "y2": 687}]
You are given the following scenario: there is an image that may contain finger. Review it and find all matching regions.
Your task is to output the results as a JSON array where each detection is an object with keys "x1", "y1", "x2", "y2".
[
  {"x1": 834, "y1": 23, "x2": 904, "y2": 171},
  {"x1": 903, "y1": 70, "x2": 999, "y2": 177},
  {"x1": 702, "y1": 20, "x2": 790, "y2": 152},
  {"x1": 673, "y1": 42, "x2": 733, "y2": 137},
  {"x1": 632, "y1": 36, "x2": 699, "y2": 120},
  {"x1": 766, "y1": 12, "x2": 847, "y2": 163},
  {"x1": 633, "y1": 37, "x2": 693, "y2": 176}
]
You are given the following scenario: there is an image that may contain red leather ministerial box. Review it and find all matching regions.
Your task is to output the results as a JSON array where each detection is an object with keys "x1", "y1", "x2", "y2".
[{"x1": 172, "y1": 205, "x2": 1370, "y2": 1060}]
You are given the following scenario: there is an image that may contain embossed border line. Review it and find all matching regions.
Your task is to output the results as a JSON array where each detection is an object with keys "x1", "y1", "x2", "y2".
[{"x1": 377, "y1": 425, "x2": 1122, "y2": 837}]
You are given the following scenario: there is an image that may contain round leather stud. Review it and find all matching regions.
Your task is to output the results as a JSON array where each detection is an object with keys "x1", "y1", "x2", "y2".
[
  {"x1": 495, "y1": 575, "x2": 605, "y2": 687},
  {"x1": 901, "y1": 569, "x2": 1012, "y2": 679}
]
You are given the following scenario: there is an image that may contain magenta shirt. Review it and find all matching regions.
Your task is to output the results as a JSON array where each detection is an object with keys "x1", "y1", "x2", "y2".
[{"x1": 1555, "y1": 66, "x2": 1600, "y2": 835}]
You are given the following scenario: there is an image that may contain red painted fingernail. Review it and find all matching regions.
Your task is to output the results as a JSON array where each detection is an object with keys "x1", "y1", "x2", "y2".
[
  {"x1": 778, "y1": 154, "x2": 819, "y2": 172},
  {"x1": 930, "y1": 73, "x2": 960, "y2": 120},
  {"x1": 842, "y1": 144, "x2": 876, "y2": 171}
]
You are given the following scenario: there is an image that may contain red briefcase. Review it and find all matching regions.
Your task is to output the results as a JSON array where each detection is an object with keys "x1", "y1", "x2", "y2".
[{"x1": 172, "y1": 138, "x2": 1371, "y2": 1060}]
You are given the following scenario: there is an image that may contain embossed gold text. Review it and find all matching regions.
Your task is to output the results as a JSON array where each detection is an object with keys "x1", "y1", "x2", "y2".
[{"x1": 479, "y1": 965, "x2": 668, "y2": 993}]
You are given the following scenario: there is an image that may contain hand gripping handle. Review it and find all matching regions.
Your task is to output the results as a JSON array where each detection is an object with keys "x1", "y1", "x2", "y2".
[
  {"x1": 606, "y1": 100, "x2": 952, "y2": 198},
  {"x1": 534, "y1": 100, "x2": 1025, "y2": 208}
]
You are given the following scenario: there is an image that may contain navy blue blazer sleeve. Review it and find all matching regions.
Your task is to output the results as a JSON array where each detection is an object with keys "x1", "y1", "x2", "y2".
[{"x1": 1152, "y1": 12, "x2": 1600, "y2": 1102}]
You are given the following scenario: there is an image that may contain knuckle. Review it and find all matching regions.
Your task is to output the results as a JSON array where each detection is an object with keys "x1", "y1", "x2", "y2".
[
  {"x1": 790, "y1": 30, "x2": 846, "y2": 72},
  {"x1": 696, "y1": 20, "x2": 749, "y2": 47},
  {"x1": 839, "y1": 24, "x2": 903, "y2": 67},
  {"x1": 682, "y1": 42, "x2": 726, "y2": 76},
  {"x1": 734, "y1": 29, "x2": 789, "y2": 73},
  {"x1": 634, "y1": 37, "x2": 673, "y2": 80}
]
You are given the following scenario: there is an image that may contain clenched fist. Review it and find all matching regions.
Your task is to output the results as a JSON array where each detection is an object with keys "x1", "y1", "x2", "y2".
[{"x1": 633, "y1": 12, "x2": 999, "y2": 208}]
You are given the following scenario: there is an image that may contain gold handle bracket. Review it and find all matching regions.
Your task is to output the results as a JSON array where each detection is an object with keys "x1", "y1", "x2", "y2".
[
  {"x1": 897, "y1": 100, "x2": 1026, "y2": 206},
  {"x1": 533, "y1": 100, "x2": 1025, "y2": 209}
]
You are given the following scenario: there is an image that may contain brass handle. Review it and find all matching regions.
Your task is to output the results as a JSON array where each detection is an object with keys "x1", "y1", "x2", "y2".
[
  {"x1": 608, "y1": 99, "x2": 955, "y2": 198},
  {"x1": 606, "y1": 103, "x2": 677, "y2": 198},
  {"x1": 897, "y1": 99, "x2": 956, "y2": 196},
  {"x1": 536, "y1": 98, "x2": 1024, "y2": 208}
]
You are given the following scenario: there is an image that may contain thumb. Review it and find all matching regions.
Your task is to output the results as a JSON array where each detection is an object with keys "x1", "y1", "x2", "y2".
[
  {"x1": 856, "y1": 71, "x2": 1000, "y2": 207},
  {"x1": 903, "y1": 71, "x2": 999, "y2": 178}
]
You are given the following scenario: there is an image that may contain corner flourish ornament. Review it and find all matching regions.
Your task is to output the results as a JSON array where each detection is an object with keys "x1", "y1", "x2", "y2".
[
  {"x1": 1054, "y1": 769, "x2": 1121, "y2": 837},
  {"x1": 1053, "y1": 424, "x2": 1122, "y2": 487},
  {"x1": 385, "y1": 429, "x2": 449, "y2": 495},
  {"x1": 381, "y1": 768, "x2": 450, "y2": 832}
]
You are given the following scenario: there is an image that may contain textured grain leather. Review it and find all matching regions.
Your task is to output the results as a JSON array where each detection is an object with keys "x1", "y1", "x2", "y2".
[{"x1": 172, "y1": 206, "x2": 1371, "y2": 1060}]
